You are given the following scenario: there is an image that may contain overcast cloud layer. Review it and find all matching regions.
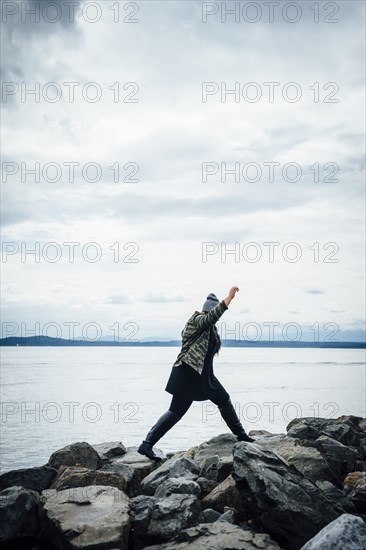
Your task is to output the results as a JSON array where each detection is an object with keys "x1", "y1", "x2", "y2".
[{"x1": 1, "y1": 0, "x2": 365, "y2": 342}]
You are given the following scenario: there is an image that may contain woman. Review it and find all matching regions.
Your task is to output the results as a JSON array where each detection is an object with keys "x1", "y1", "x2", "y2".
[{"x1": 137, "y1": 286, "x2": 255, "y2": 462}]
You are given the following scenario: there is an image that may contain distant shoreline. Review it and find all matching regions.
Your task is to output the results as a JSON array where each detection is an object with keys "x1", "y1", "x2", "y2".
[{"x1": 1, "y1": 336, "x2": 365, "y2": 349}]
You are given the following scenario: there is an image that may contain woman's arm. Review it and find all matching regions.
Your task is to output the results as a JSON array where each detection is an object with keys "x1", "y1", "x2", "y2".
[{"x1": 224, "y1": 286, "x2": 239, "y2": 307}]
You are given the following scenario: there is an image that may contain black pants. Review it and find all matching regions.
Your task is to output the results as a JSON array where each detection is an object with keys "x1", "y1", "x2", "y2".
[{"x1": 168, "y1": 392, "x2": 230, "y2": 417}]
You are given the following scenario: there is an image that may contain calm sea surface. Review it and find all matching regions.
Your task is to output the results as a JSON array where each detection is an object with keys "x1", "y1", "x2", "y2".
[{"x1": 1, "y1": 347, "x2": 365, "y2": 473}]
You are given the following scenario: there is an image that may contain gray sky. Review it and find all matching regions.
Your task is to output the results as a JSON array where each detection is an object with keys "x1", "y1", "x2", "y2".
[{"x1": 1, "y1": 0, "x2": 365, "y2": 342}]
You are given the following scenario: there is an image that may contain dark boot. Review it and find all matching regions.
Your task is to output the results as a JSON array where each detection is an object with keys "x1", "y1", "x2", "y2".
[
  {"x1": 218, "y1": 397, "x2": 255, "y2": 443},
  {"x1": 138, "y1": 410, "x2": 182, "y2": 462}
]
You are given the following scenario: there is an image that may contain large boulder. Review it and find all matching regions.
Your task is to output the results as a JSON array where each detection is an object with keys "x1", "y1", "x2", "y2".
[
  {"x1": 47, "y1": 441, "x2": 101, "y2": 471},
  {"x1": 50, "y1": 465, "x2": 127, "y2": 492},
  {"x1": 286, "y1": 417, "x2": 362, "y2": 447},
  {"x1": 258, "y1": 432, "x2": 359, "y2": 485},
  {"x1": 336, "y1": 415, "x2": 366, "y2": 438},
  {"x1": 232, "y1": 441, "x2": 340, "y2": 549},
  {"x1": 40, "y1": 484, "x2": 130, "y2": 549},
  {"x1": 0, "y1": 465, "x2": 57, "y2": 492},
  {"x1": 130, "y1": 493, "x2": 203, "y2": 548},
  {"x1": 101, "y1": 446, "x2": 162, "y2": 497},
  {"x1": 255, "y1": 434, "x2": 336, "y2": 485},
  {"x1": 193, "y1": 433, "x2": 238, "y2": 462},
  {"x1": 147, "y1": 493, "x2": 203, "y2": 540},
  {"x1": 300, "y1": 513, "x2": 366, "y2": 550},
  {"x1": 145, "y1": 521, "x2": 284, "y2": 549},
  {"x1": 312, "y1": 436, "x2": 358, "y2": 482},
  {"x1": 91, "y1": 440, "x2": 127, "y2": 464},
  {"x1": 0, "y1": 486, "x2": 40, "y2": 542},
  {"x1": 140, "y1": 457, "x2": 200, "y2": 496}
]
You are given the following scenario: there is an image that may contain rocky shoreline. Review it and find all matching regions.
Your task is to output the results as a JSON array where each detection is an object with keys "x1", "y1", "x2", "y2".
[{"x1": 1, "y1": 415, "x2": 366, "y2": 549}]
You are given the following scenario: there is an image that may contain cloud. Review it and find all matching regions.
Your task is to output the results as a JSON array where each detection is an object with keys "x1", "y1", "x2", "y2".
[
  {"x1": 1, "y1": 0, "x2": 365, "y2": 339},
  {"x1": 141, "y1": 293, "x2": 189, "y2": 303},
  {"x1": 106, "y1": 294, "x2": 133, "y2": 305},
  {"x1": 1, "y1": 0, "x2": 82, "y2": 107}
]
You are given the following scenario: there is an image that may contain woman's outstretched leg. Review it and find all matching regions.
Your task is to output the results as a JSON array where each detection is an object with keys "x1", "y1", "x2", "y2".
[
  {"x1": 212, "y1": 392, "x2": 255, "y2": 443},
  {"x1": 138, "y1": 395, "x2": 193, "y2": 462}
]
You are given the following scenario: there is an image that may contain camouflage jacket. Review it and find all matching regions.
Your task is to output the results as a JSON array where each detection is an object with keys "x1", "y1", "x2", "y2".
[{"x1": 172, "y1": 299, "x2": 228, "y2": 375}]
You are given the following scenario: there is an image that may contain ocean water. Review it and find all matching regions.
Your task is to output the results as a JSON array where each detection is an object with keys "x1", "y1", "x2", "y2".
[{"x1": 0, "y1": 346, "x2": 365, "y2": 473}]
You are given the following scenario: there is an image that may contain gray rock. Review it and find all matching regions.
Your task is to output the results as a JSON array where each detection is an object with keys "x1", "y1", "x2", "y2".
[
  {"x1": 217, "y1": 507, "x2": 237, "y2": 524},
  {"x1": 130, "y1": 494, "x2": 157, "y2": 550},
  {"x1": 154, "y1": 476, "x2": 201, "y2": 498},
  {"x1": 148, "y1": 493, "x2": 203, "y2": 541},
  {"x1": 193, "y1": 433, "x2": 238, "y2": 463},
  {"x1": 162, "y1": 434, "x2": 238, "y2": 488},
  {"x1": 101, "y1": 446, "x2": 161, "y2": 497},
  {"x1": 40, "y1": 484, "x2": 130, "y2": 549},
  {"x1": 145, "y1": 521, "x2": 283, "y2": 549},
  {"x1": 202, "y1": 508, "x2": 221, "y2": 522},
  {"x1": 91, "y1": 440, "x2": 127, "y2": 462},
  {"x1": 197, "y1": 454, "x2": 233, "y2": 483},
  {"x1": 286, "y1": 417, "x2": 361, "y2": 447},
  {"x1": 0, "y1": 465, "x2": 57, "y2": 493},
  {"x1": 0, "y1": 486, "x2": 40, "y2": 542},
  {"x1": 6, "y1": 421, "x2": 366, "y2": 549},
  {"x1": 313, "y1": 435, "x2": 358, "y2": 481},
  {"x1": 232, "y1": 441, "x2": 340, "y2": 549},
  {"x1": 51, "y1": 465, "x2": 127, "y2": 492},
  {"x1": 130, "y1": 493, "x2": 202, "y2": 547},
  {"x1": 255, "y1": 434, "x2": 336, "y2": 485},
  {"x1": 170, "y1": 457, "x2": 200, "y2": 479},
  {"x1": 300, "y1": 513, "x2": 366, "y2": 549},
  {"x1": 101, "y1": 460, "x2": 135, "y2": 488},
  {"x1": 122, "y1": 445, "x2": 164, "y2": 465},
  {"x1": 140, "y1": 457, "x2": 199, "y2": 496},
  {"x1": 201, "y1": 474, "x2": 249, "y2": 522},
  {"x1": 335, "y1": 415, "x2": 366, "y2": 433},
  {"x1": 47, "y1": 441, "x2": 102, "y2": 471},
  {"x1": 315, "y1": 480, "x2": 356, "y2": 513}
]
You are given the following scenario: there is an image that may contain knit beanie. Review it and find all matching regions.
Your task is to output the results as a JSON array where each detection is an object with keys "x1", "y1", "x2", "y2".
[{"x1": 202, "y1": 293, "x2": 220, "y2": 312}]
